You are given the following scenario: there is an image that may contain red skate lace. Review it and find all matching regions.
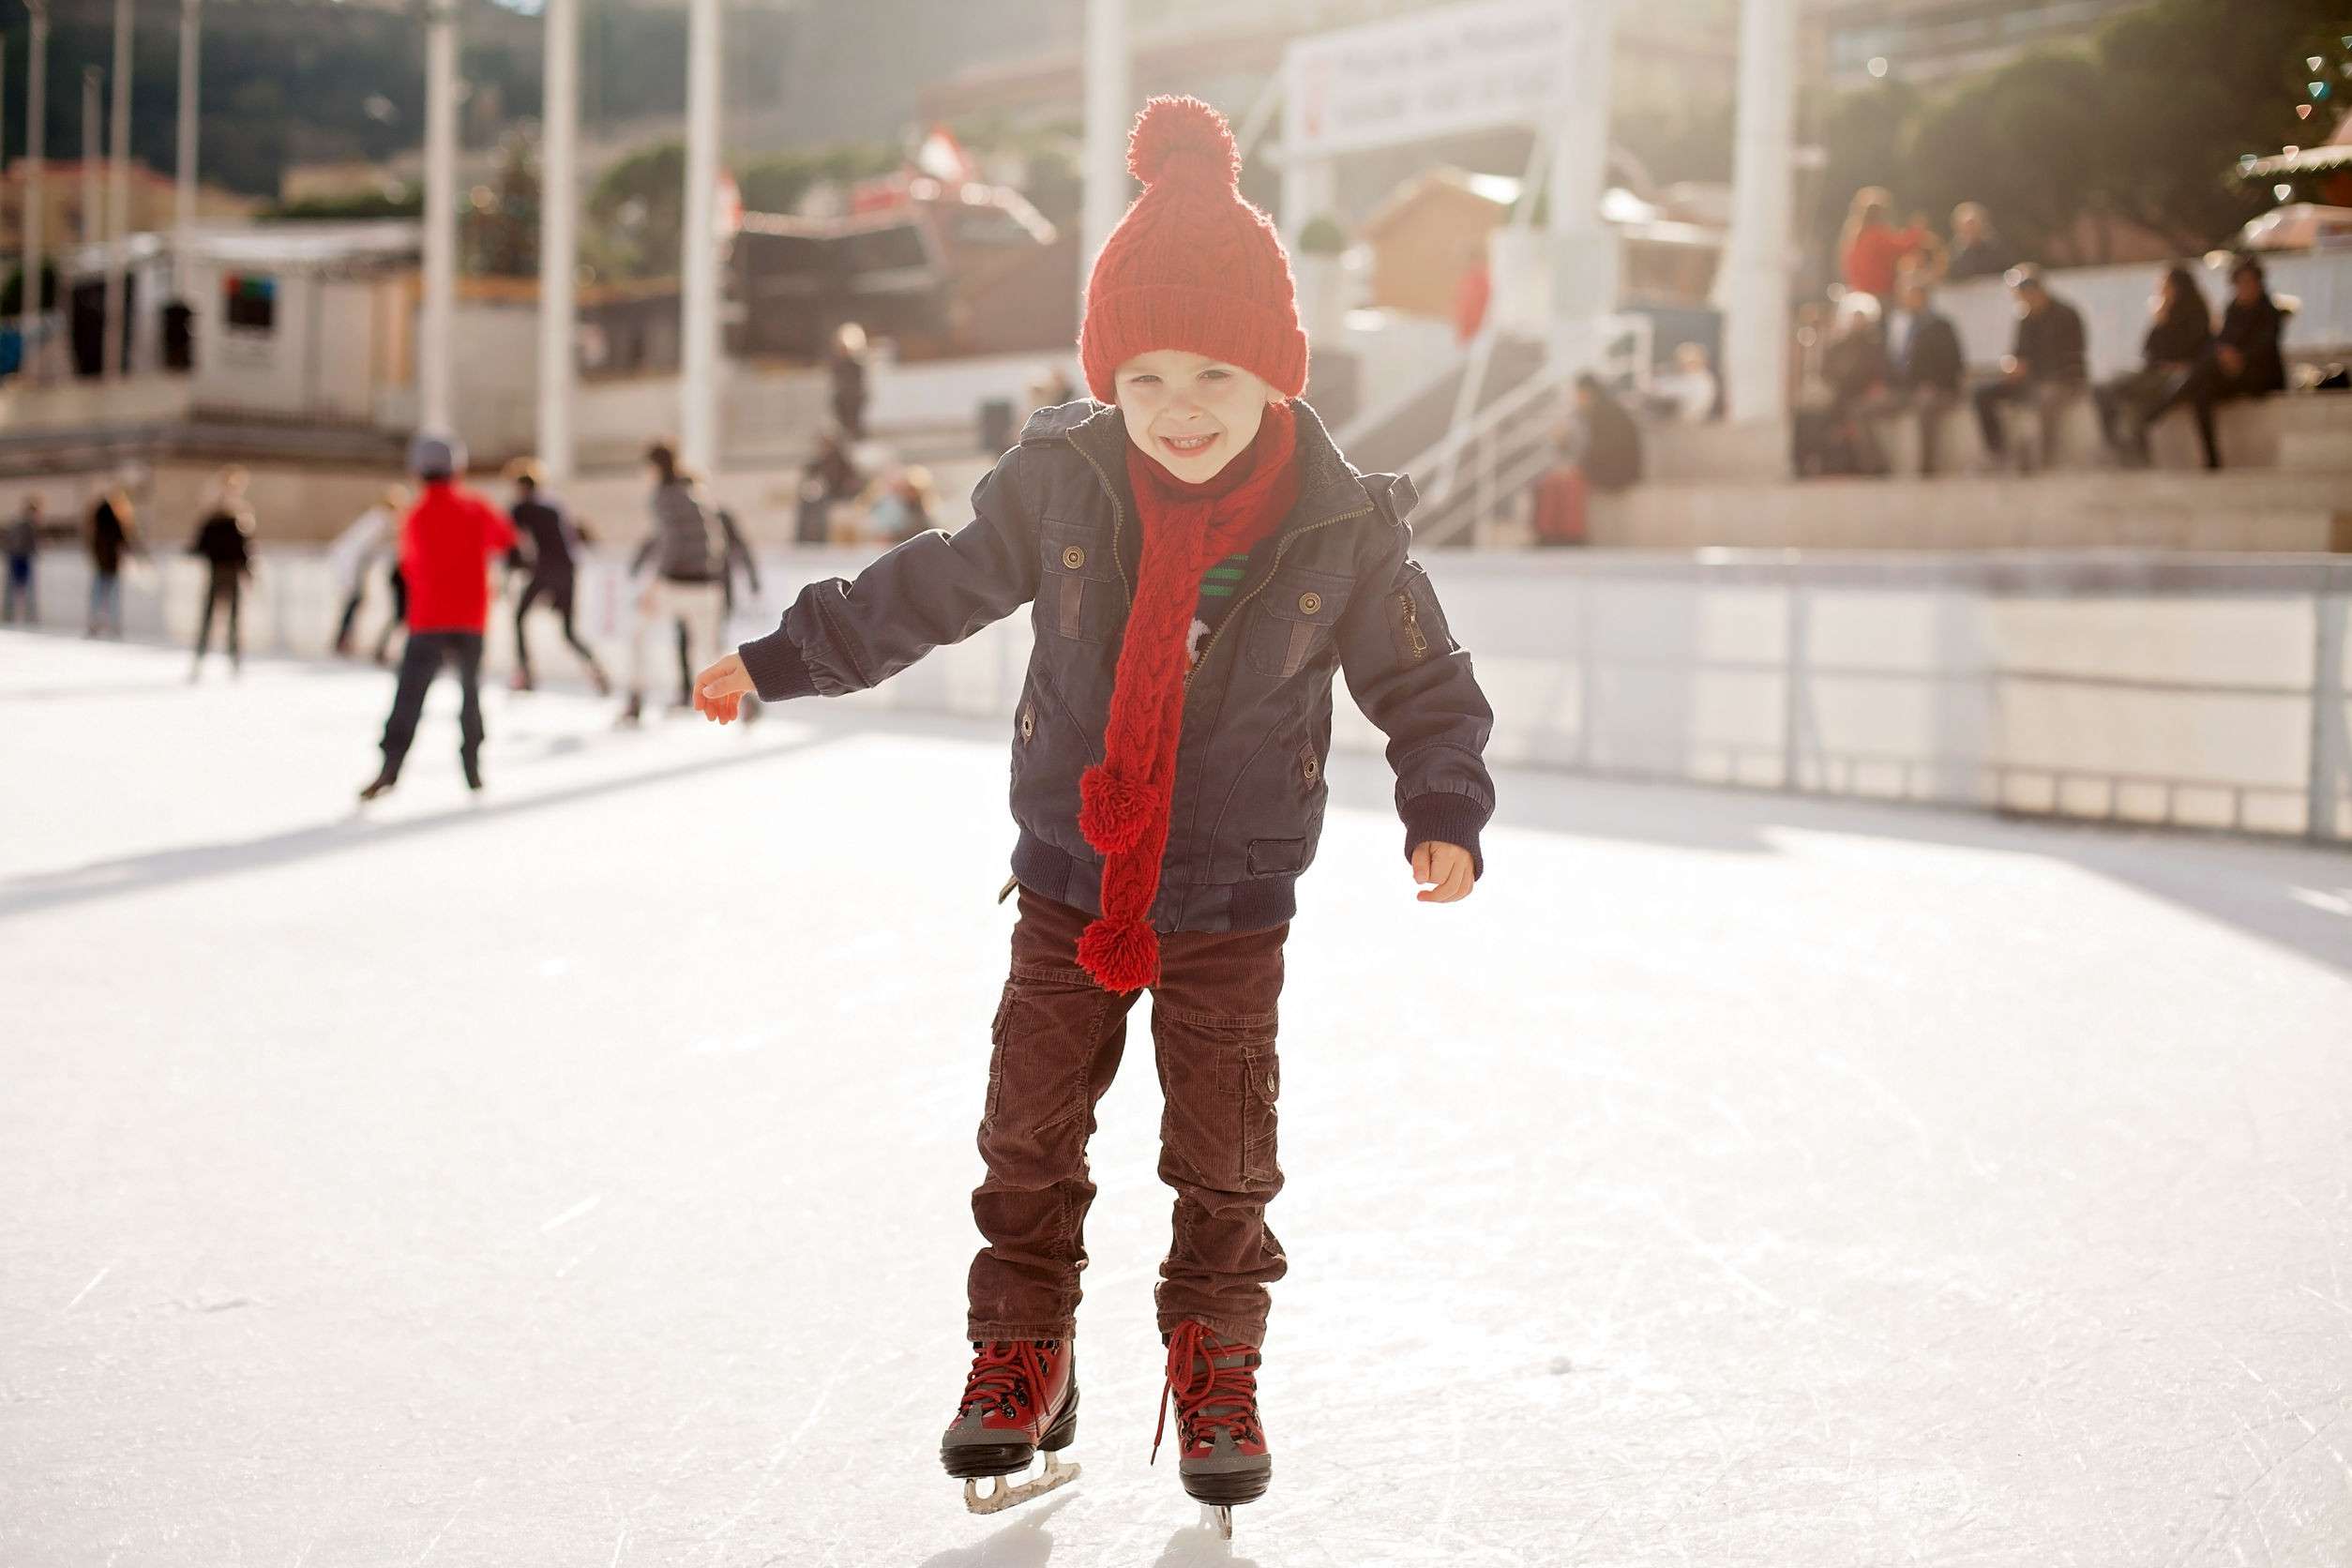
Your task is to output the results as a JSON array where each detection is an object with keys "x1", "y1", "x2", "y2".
[
  {"x1": 959, "y1": 1340, "x2": 1054, "y2": 1422},
  {"x1": 1151, "y1": 1320, "x2": 1260, "y2": 1463}
]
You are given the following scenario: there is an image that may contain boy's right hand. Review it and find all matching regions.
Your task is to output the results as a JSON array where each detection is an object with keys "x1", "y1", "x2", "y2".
[{"x1": 694, "y1": 653, "x2": 755, "y2": 724}]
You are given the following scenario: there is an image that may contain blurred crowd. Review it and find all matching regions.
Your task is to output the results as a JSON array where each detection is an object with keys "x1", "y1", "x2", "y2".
[{"x1": 1791, "y1": 189, "x2": 2294, "y2": 480}]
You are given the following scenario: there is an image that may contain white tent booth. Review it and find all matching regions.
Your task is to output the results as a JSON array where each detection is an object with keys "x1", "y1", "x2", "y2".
[{"x1": 1277, "y1": 0, "x2": 1623, "y2": 373}]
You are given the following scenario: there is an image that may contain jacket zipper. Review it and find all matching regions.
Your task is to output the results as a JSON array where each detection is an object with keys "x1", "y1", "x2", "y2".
[
  {"x1": 1066, "y1": 437, "x2": 1134, "y2": 607},
  {"x1": 1397, "y1": 591, "x2": 1430, "y2": 661},
  {"x1": 1061, "y1": 429, "x2": 1372, "y2": 686},
  {"x1": 1185, "y1": 504, "x2": 1371, "y2": 689}
]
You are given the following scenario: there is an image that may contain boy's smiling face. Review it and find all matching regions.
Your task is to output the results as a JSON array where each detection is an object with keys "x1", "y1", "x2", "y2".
[{"x1": 1114, "y1": 350, "x2": 1281, "y2": 483}]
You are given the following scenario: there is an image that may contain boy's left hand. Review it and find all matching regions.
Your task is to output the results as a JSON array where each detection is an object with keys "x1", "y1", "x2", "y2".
[{"x1": 1410, "y1": 841, "x2": 1475, "y2": 904}]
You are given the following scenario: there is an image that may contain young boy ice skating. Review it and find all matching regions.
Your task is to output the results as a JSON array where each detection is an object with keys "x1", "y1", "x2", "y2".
[{"x1": 692, "y1": 98, "x2": 1496, "y2": 1533}]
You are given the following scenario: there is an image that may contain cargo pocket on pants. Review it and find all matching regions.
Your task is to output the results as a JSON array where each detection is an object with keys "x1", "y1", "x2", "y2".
[
  {"x1": 981, "y1": 979, "x2": 1016, "y2": 1133},
  {"x1": 1239, "y1": 1045, "x2": 1280, "y2": 1186}
]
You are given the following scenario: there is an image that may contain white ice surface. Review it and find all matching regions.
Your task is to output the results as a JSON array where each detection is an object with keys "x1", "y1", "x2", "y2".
[{"x1": 3, "y1": 629, "x2": 2351, "y2": 1567}]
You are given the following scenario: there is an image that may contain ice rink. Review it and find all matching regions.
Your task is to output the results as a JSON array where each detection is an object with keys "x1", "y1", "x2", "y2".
[{"x1": 5, "y1": 628, "x2": 2351, "y2": 1567}]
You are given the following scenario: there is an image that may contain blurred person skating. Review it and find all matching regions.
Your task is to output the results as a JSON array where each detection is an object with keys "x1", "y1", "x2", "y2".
[
  {"x1": 692, "y1": 103, "x2": 1495, "y2": 1540},
  {"x1": 505, "y1": 460, "x2": 610, "y2": 694},
  {"x1": 1862, "y1": 272, "x2": 1966, "y2": 475},
  {"x1": 830, "y1": 322, "x2": 872, "y2": 441},
  {"x1": 85, "y1": 485, "x2": 139, "y2": 638},
  {"x1": 2094, "y1": 266, "x2": 2213, "y2": 468},
  {"x1": 868, "y1": 465, "x2": 940, "y2": 545},
  {"x1": 327, "y1": 487, "x2": 409, "y2": 657},
  {"x1": 2141, "y1": 257, "x2": 2286, "y2": 471},
  {"x1": 671, "y1": 498, "x2": 761, "y2": 716},
  {"x1": 188, "y1": 468, "x2": 257, "y2": 679},
  {"x1": 358, "y1": 435, "x2": 516, "y2": 801},
  {"x1": 1531, "y1": 373, "x2": 1642, "y2": 546},
  {"x1": 3, "y1": 492, "x2": 58, "y2": 624},
  {"x1": 1972, "y1": 265, "x2": 2088, "y2": 468},
  {"x1": 617, "y1": 442, "x2": 727, "y2": 727},
  {"x1": 1028, "y1": 363, "x2": 1078, "y2": 415},
  {"x1": 795, "y1": 425, "x2": 863, "y2": 544}
]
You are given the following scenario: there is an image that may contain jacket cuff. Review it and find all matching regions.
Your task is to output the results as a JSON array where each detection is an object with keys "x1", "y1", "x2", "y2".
[
  {"x1": 738, "y1": 626, "x2": 817, "y2": 702},
  {"x1": 1400, "y1": 793, "x2": 1488, "y2": 882}
]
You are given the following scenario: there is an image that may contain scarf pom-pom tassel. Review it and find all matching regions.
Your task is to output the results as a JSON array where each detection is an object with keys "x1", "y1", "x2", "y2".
[
  {"x1": 1079, "y1": 765, "x2": 1154, "y2": 855},
  {"x1": 1078, "y1": 915, "x2": 1160, "y2": 994}
]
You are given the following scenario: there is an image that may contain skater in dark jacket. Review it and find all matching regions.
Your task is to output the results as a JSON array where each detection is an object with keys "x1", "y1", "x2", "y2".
[
  {"x1": 85, "y1": 486, "x2": 138, "y2": 638},
  {"x1": 188, "y1": 468, "x2": 257, "y2": 678},
  {"x1": 2, "y1": 493, "x2": 61, "y2": 624},
  {"x1": 692, "y1": 98, "x2": 1495, "y2": 1536},
  {"x1": 505, "y1": 460, "x2": 610, "y2": 693},
  {"x1": 359, "y1": 435, "x2": 516, "y2": 800}
]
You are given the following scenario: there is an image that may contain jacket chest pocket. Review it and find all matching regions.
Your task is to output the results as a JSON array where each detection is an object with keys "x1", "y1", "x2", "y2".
[
  {"x1": 1037, "y1": 520, "x2": 1119, "y2": 644},
  {"x1": 1244, "y1": 567, "x2": 1352, "y2": 679}
]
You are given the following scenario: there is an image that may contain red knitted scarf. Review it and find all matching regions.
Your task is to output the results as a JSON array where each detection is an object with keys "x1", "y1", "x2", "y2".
[{"x1": 1075, "y1": 401, "x2": 1303, "y2": 992}]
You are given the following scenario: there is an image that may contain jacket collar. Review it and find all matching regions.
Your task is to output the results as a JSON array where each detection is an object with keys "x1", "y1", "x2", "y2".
[{"x1": 1023, "y1": 397, "x2": 1369, "y2": 534}]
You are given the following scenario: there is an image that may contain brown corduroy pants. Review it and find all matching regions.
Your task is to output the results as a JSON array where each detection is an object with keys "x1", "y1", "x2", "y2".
[{"x1": 966, "y1": 886, "x2": 1289, "y2": 1348}]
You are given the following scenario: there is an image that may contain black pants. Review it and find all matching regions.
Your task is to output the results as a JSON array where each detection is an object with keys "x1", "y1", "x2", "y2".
[
  {"x1": 1972, "y1": 378, "x2": 2082, "y2": 461},
  {"x1": 2093, "y1": 366, "x2": 2196, "y2": 465},
  {"x1": 193, "y1": 570, "x2": 243, "y2": 663},
  {"x1": 514, "y1": 573, "x2": 597, "y2": 683},
  {"x1": 335, "y1": 589, "x2": 366, "y2": 652},
  {"x1": 373, "y1": 568, "x2": 408, "y2": 662},
  {"x1": 378, "y1": 630, "x2": 484, "y2": 779},
  {"x1": 2144, "y1": 360, "x2": 2255, "y2": 471}
]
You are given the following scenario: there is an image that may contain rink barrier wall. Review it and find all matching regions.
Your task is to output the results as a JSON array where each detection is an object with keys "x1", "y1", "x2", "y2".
[{"x1": 13, "y1": 545, "x2": 2349, "y2": 843}]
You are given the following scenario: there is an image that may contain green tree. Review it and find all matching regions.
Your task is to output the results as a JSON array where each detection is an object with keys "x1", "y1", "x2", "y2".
[
  {"x1": 464, "y1": 133, "x2": 541, "y2": 279},
  {"x1": 2088, "y1": 0, "x2": 2343, "y2": 248},
  {"x1": 1904, "y1": 53, "x2": 2111, "y2": 264},
  {"x1": 586, "y1": 140, "x2": 685, "y2": 282}
]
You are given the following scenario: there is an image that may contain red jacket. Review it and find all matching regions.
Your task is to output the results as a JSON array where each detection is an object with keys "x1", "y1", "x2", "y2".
[{"x1": 400, "y1": 482, "x2": 516, "y2": 633}]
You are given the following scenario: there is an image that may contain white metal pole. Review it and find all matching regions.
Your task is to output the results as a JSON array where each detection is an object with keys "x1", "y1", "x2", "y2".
[
  {"x1": 22, "y1": 3, "x2": 46, "y2": 380},
  {"x1": 536, "y1": 0, "x2": 578, "y2": 478},
  {"x1": 1544, "y1": 0, "x2": 1620, "y2": 375},
  {"x1": 1716, "y1": 0, "x2": 1798, "y2": 423},
  {"x1": 420, "y1": 0, "x2": 459, "y2": 433},
  {"x1": 103, "y1": 0, "x2": 128, "y2": 380},
  {"x1": 677, "y1": 0, "x2": 718, "y2": 475},
  {"x1": 175, "y1": 0, "x2": 200, "y2": 300},
  {"x1": 1079, "y1": 0, "x2": 1127, "y2": 293}
]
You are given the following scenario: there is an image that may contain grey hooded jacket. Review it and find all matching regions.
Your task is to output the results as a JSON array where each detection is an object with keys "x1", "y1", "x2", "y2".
[{"x1": 738, "y1": 398, "x2": 1496, "y2": 934}]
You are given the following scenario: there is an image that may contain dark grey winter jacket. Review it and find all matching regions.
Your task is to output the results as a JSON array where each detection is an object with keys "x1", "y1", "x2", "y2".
[{"x1": 738, "y1": 399, "x2": 1497, "y2": 934}]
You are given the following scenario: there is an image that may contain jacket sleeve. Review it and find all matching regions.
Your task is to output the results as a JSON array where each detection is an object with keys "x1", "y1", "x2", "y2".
[
  {"x1": 736, "y1": 445, "x2": 1043, "y2": 701},
  {"x1": 1334, "y1": 492, "x2": 1498, "y2": 879}
]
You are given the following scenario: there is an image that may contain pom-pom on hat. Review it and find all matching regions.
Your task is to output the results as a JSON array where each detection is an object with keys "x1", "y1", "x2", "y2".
[{"x1": 1078, "y1": 96, "x2": 1308, "y2": 404}]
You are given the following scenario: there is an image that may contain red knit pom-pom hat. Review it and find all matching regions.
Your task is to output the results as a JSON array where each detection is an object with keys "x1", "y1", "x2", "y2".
[{"x1": 1078, "y1": 96, "x2": 1308, "y2": 404}]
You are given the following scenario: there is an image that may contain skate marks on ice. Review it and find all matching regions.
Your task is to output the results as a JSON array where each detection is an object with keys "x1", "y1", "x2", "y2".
[
  {"x1": 1154, "y1": 1514, "x2": 1266, "y2": 1568},
  {"x1": 906, "y1": 1497, "x2": 1265, "y2": 1568},
  {"x1": 916, "y1": 1493, "x2": 1075, "y2": 1568}
]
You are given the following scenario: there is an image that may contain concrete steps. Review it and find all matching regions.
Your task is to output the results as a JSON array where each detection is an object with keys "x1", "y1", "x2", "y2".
[{"x1": 1591, "y1": 469, "x2": 2352, "y2": 552}]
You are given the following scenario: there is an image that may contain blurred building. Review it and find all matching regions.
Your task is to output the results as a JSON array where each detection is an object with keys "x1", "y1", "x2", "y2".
[
  {"x1": 1805, "y1": 0, "x2": 2159, "y2": 87},
  {"x1": 0, "y1": 161, "x2": 258, "y2": 254}
]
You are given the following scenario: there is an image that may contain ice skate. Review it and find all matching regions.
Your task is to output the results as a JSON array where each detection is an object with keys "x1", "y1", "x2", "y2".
[
  {"x1": 941, "y1": 1338, "x2": 1080, "y2": 1515},
  {"x1": 1154, "y1": 1320, "x2": 1270, "y2": 1530}
]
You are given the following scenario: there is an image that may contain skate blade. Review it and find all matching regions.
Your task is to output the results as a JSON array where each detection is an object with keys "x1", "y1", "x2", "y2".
[
  {"x1": 962, "y1": 1451, "x2": 1078, "y2": 1515},
  {"x1": 1201, "y1": 1504, "x2": 1233, "y2": 1541}
]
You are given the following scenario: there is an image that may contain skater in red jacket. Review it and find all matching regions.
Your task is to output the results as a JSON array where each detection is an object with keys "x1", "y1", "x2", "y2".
[
  {"x1": 359, "y1": 434, "x2": 516, "y2": 801},
  {"x1": 693, "y1": 98, "x2": 1496, "y2": 1541}
]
